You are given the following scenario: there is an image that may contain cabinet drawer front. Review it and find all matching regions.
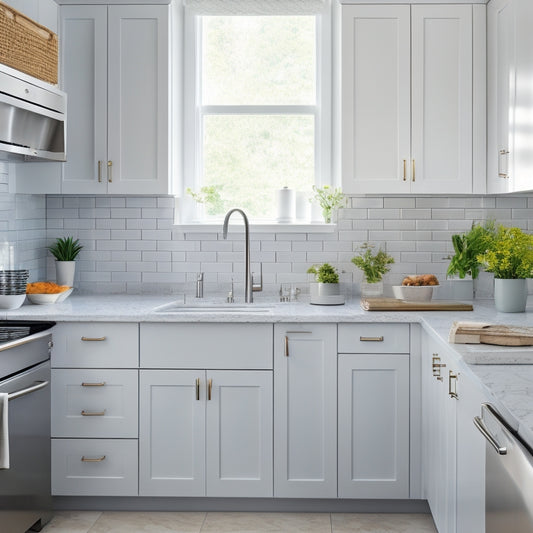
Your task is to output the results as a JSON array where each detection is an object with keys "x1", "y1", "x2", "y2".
[
  {"x1": 52, "y1": 323, "x2": 139, "y2": 368},
  {"x1": 52, "y1": 438, "x2": 138, "y2": 496},
  {"x1": 338, "y1": 323, "x2": 409, "y2": 353},
  {"x1": 52, "y1": 369, "x2": 138, "y2": 438},
  {"x1": 140, "y1": 323, "x2": 273, "y2": 369}
]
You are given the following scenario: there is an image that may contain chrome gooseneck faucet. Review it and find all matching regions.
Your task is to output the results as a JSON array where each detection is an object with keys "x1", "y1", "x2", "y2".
[{"x1": 222, "y1": 208, "x2": 253, "y2": 303}]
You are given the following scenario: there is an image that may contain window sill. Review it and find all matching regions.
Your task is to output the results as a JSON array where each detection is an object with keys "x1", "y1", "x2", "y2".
[{"x1": 174, "y1": 222, "x2": 337, "y2": 234}]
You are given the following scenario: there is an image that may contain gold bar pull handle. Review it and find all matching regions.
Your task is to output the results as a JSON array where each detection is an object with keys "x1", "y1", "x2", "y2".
[
  {"x1": 359, "y1": 336, "x2": 384, "y2": 342},
  {"x1": 412, "y1": 159, "x2": 416, "y2": 182},
  {"x1": 81, "y1": 455, "x2": 106, "y2": 463},
  {"x1": 82, "y1": 382, "x2": 106, "y2": 387},
  {"x1": 403, "y1": 159, "x2": 407, "y2": 181},
  {"x1": 207, "y1": 379, "x2": 212, "y2": 401},
  {"x1": 97, "y1": 160, "x2": 102, "y2": 183},
  {"x1": 107, "y1": 160, "x2": 113, "y2": 183},
  {"x1": 284, "y1": 335, "x2": 289, "y2": 357},
  {"x1": 196, "y1": 378, "x2": 200, "y2": 401},
  {"x1": 81, "y1": 409, "x2": 106, "y2": 417},
  {"x1": 284, "y1": 331, "x2": 312, "y2": 357},
  {"x1": 449, "y1": 371, "x2": 459, "y2": 399},
  {"x1": 498, "y1": 149, "x2": 510, "y2": 178},
  {"x1": 81, "y1": 336, "x2": 106, "y2": 342}
]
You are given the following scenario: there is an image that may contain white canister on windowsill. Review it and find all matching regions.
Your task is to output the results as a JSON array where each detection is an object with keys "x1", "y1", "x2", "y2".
[{"x1": 276, "y1": 187, "x2": 295, "y2": 223}]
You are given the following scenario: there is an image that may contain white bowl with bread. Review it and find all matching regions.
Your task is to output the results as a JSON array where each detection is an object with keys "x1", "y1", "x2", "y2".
[{"x1": 393, "y1": 275, "x2": 439, "y2": 301}]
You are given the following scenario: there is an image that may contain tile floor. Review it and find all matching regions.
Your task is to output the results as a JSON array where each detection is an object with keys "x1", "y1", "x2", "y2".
[{"x1": 40, "y1": 511, "x2": 438, "y2": 532}]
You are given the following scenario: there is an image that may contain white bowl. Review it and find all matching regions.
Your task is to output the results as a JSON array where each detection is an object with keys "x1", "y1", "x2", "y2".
[
  {"x1": 393, "y1": 285, "x2": 434, "y2": 302},
  {"x1": 0, "y1": 294, "x2": 26, "y2": 309},
  {"x1": 27, "y1": 288, "x2": 73, "y2": 305}
]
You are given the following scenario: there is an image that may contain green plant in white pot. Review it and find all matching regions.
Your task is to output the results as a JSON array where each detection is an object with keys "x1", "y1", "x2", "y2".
[
  {"x1": 307, "y1": 263, "x2": 344, "y2": 305},
  {"x1": 351, "y1": 243, "x2": 394, "y2": 297},
  {"x1": 48, "y1": 236, "x2": 83, "y2": 287}
]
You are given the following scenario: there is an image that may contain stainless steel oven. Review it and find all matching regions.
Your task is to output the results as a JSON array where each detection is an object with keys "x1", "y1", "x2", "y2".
[
  {"x1": 474, "y1": 402, "x2": 533, "y2": 533},
  {"x1": 0, "y1": 321, "x2": 55, "y2": 533}
]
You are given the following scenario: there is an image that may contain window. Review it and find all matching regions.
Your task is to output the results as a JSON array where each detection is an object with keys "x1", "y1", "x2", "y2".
[{"x1": 182, "y1": 0, "x2": 331, "y2": 224}]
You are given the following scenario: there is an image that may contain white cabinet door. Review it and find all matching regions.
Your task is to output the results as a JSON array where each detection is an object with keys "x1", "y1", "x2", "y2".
[
  {"x1": 206, "y1": 370, "x2": 273, "y2": 497},
  {"x1": 411, "y1": 5, "x2": 473, "y2": 194},
  {"x1": 107, "y1": 5, "x2": 169, "y2": 195},
  {"x1": 338, "y1": 354, "x2": 410, "y2": 499},
  {"x1": 59, "y1": 4, "x2": 170, "y2": 195},
  {"x1": 60, "y1": 5, "x2": 108, "y2": 194},
  {"x1": 456, "y1": 371, "x2": 486, "y2": 533},
  {"x1": 487, "y1": 0, "x2": 516, "y2": 193},
  {"x1": 139, "y1": 370, "x2": 205, "y2": 497},
  {"x1": 341, "y1": 5, "x2": 411, "y2": 194},
  {"x1": 422, "y1": 336, "x2": 457, "y2": 533},
  {"x1": 274, "y1": 324, "x2": 337, "y2": 498}
]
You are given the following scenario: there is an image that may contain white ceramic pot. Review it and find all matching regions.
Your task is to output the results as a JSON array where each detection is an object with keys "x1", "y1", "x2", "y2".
[
  {"x1": 56, "y1": 260, "x2": 76, "y2": 287},
  {"x1": 494, "y1": 278, "x2": 527, "y2": 313}
]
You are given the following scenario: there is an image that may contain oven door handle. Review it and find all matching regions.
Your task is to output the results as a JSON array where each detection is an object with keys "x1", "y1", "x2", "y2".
[
  {"x1": 474, "y1": 415, "x2": 507, "y2": 455},
  {"x1": 8, "y1": 380, "x2": 49, "y2": 401}
]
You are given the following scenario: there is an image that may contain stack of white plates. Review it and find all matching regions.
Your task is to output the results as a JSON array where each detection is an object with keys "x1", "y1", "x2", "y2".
[{"x1": 0, "y1": 270, "x2": 29, "y2": 309}]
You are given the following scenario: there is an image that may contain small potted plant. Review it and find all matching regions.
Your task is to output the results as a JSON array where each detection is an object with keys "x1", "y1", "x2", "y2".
[
  {"x1": 48, "y1": 236, "x2": 83, "y2": 287},
  {"x1": 310, "y1": 185, "x2": 346, "y2": 223},
  {"x1": 477, "y1": 225, "x2": 533, "y2": 312},
  {"x1": 351, "y1": 243, "x2": 394, "y2": 297},
  {"x1": 307, "y1": 263, "x2": 344, "y2": 305},
  {"x1": 445, "y1": 221, "x2": 495, "y2": 299}
]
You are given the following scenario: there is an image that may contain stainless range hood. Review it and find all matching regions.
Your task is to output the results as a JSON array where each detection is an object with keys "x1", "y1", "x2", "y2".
[{"x1": 0, "y1": 65, "x2": 66, "y2": 162}]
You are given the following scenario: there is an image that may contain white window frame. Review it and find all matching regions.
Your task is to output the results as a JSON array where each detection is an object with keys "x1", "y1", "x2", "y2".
[{"x1": 179, "y1": 2, "x2": 333, "y2": 231}]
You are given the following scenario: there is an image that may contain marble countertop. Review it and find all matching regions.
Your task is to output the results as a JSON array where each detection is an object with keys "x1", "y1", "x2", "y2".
[{"x1": 5, "y1": 293, "x2": 533, "y2": 447}]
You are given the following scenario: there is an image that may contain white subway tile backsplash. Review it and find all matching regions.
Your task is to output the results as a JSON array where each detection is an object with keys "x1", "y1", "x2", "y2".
[{"x1": 368, "y1": 208, "x2": 400, "y2": 219}]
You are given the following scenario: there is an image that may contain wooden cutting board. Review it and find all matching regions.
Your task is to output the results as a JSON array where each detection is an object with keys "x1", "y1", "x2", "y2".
[
  {"x1": 449, "y1": 321, "x2": 533, "y2": 346},
  {"x1": 361, "y1": 297, "x2": 473, "y2": 311}
]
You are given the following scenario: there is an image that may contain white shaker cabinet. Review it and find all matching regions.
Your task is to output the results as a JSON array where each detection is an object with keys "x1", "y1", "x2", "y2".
[
  {"x1": 274, "y1": 324, "x2": 337, "y2": 498},
  {"x1": 59, "y1": 4, "x2": 170, "y2": 194},
  {"x1": 487, "y1": 0, "x2": 533, "y2": 193},
  {"x1": 342, "y1": 4, "x2": 481, "y2": 195},
  {"x1": 337, "y1": 323, "x2": 410, "y2": 499}
]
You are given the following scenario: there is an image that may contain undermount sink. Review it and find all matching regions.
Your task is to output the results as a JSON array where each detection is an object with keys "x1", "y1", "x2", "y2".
[{"x1": 154, "y1": 302, "x2": 273, "y2": 314}]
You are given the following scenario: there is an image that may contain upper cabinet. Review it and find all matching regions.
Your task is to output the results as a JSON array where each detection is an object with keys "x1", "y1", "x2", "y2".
[
  {"x1": 487, "y1": 0, "x2": 533, "y2": 193},
  {"x1": 342, "y1": 4, "x2": 485, "y2": 195},
  {"x1": 60, "y1": 4, "x2": 171, "y2": 194}
]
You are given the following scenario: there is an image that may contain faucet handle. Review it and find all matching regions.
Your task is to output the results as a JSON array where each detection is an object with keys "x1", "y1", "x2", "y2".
[{"x1": 252, "y1": 263, "x2": 263, "y2": 292}]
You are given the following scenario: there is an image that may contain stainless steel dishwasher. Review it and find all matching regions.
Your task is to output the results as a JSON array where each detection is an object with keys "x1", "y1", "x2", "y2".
[
  {"x1": 0, "y1": 321, "x2": 55, "y2": 533},
  {"x1": 474, "y1": 402, "x2": 533, "y2": 533}
]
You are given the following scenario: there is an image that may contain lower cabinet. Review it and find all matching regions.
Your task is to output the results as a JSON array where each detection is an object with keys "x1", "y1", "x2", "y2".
[
  {"x1": 139, "y1": 369, "x2": 273, "y2": 497},
  {"x1": 273, "y1": 324, "x2": 337, "y2": 498},
  {"x1": 51, "y1": 439, "x2": 138, "y2": 496},
  {"x1": 338, "y1": 354, "x2": 410, "y2": 499}
]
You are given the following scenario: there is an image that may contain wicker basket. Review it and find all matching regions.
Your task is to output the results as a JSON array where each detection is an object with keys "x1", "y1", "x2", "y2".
[{"x1": 0, "y1": 1, "x2": 58, "y2": 85}]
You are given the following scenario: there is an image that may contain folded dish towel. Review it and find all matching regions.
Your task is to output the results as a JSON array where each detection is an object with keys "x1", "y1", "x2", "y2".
[{"x1": 0, "y1": 392, "x2": 9, "y2": 469}]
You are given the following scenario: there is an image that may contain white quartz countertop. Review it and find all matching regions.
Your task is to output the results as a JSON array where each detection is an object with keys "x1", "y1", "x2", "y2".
[{"x1": 5, "y1": 293, "x2": 533, "y2": 448}]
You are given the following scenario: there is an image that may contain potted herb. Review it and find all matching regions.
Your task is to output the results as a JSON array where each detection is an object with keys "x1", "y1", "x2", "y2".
[
  {"x1": 351, "y1": 243, "x2": 394, "y2": 297},
  {"x1": 446, "y1": 221, "x2": 495, "y2": 299},
  {"x1": 48, "y1": 236, "x2": 83, "y2": 287},
  {"x1": 310, "y1": 185, "x2": 346, "y2": 223},
  {"x1": 477, "y1": 225, "x2": 533, "y2": 312},
  {"x1": 307, "y1": 263, "x2": 344, "y2": 305}
]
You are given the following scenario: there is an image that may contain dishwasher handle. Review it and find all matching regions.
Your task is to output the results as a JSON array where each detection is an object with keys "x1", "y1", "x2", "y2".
[
  {"x1": 8, "y1": 380, "x2": 49, "y2": 401},
  {"x1": 474, "y1": 414, "x2": 507, "y2": 455}
]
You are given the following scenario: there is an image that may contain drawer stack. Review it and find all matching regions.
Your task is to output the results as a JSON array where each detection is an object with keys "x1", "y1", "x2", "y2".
[{"x1": 51, "y1": 322, "x2": 139, "y2": 496}]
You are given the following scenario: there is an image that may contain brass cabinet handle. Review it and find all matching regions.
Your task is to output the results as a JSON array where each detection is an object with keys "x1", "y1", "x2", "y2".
[
  {"x1": 81, "y1": 382, "x2": 106, "y2": 387},
  {"x1": 449, "y1": 371, "x2": 459, "y2": 399},
  {"x1": 498, "y1": 149, "x2": 510, "y2": 178},
  {"x1": 359, "y1": 336, "x2": 384, "y2": 342},
  {"x1": 81, "y1": 409, "x2": 106, "y2": 416},
  {"x1": 81, "y1": 336, "x2": 106, "y2": 342},
  {"x1": 207, "y1": 379, "x2": 212, "y2": 401},
  {"x1": 97, "y1": 160, "x2": 102, "y2": 183},
  {"x1": 196, "y1": 378, "x2": 200, "y2": 401},
  {"x1": 284, "y1": 331, "x2": 312, "y2": 357},
  {"x1": 432, "y1": 353, "x2": 446, "y2": 381},
  {"x1": 81, "y1": 455, "x2": 106, "y2": 462},
  {"x1": 412, "y1": 159, "x2": 416, "y2": 182},
  {"x1": 403, "y1": 159, "x2": 407, "y2": 181},
  {"x1": 107, "y1": 160, "x2": 113, "y2": 182}
]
